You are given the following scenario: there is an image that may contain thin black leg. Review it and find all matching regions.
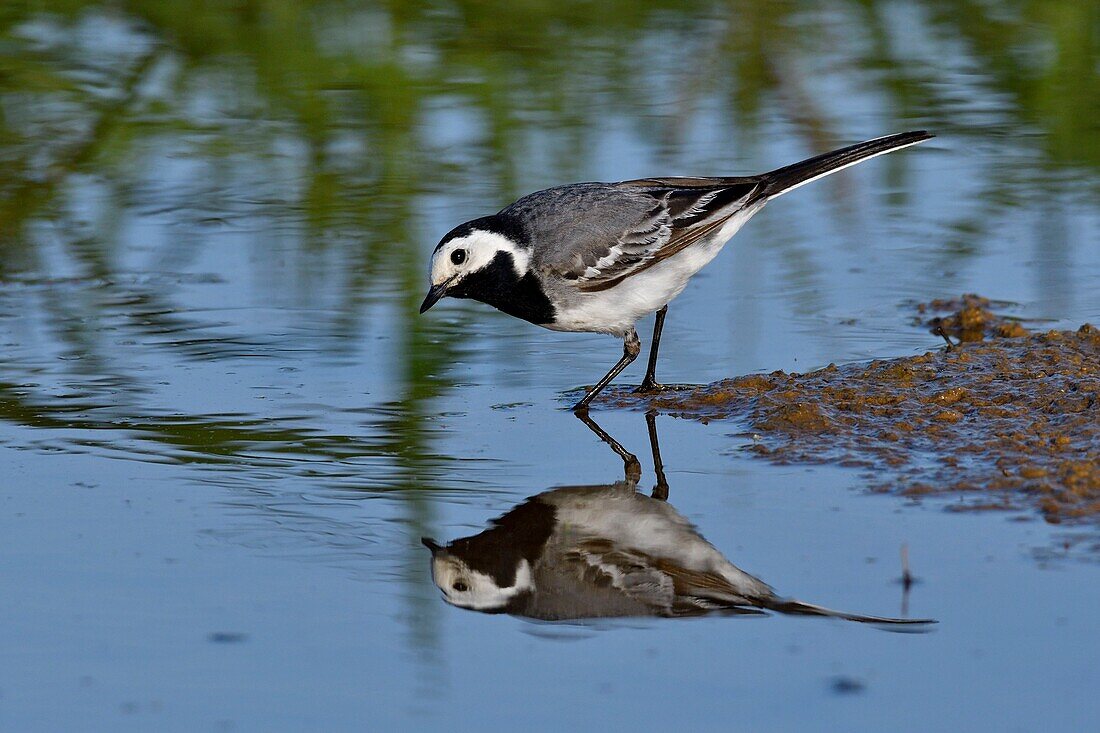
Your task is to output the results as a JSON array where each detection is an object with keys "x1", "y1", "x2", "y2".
[
  {"x1": 636, "y1": 306, "x2": 667, "y2": 393},
  {"x1": 573, "y1": 329, "x2": 641, "y2": 412},
  {"x1": 575, "y1": 410, "x2": 641, "y2": 486},
  {"x1": 645, "y1": 411, "x2": 669, "y2": 501}
]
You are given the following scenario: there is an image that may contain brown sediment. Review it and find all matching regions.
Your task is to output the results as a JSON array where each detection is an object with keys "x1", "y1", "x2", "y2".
[{"x1": 614, "y1": 298, "x2": 1100, "y2": 526}]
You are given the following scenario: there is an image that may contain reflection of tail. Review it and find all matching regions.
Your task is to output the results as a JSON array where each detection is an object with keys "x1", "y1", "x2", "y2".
[
  {"x1": 755, "y1": 131, "x2": 934, "y2": 202},
  {"x1": 764, "y1": 598, "x2": 936, "y2": 627}
]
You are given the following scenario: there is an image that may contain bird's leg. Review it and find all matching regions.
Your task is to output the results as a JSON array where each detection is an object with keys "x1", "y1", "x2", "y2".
[
  {"x1": 572, "y1": 328, "x2": 641, "y2": 412},
  {"x1": 635, "y1": 306, "x2": 667, "y2": 393},
  {"x1": 574, "y1": 410, "x2": 641, "y2": 487},
  {"x1": 646, "y1": 411, "x2": 669, "y2": 501}
]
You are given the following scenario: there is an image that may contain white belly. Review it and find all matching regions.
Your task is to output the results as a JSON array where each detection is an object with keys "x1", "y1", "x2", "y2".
[{"x1": 549, "y1": 205, "x2": 762, "y2": 336}]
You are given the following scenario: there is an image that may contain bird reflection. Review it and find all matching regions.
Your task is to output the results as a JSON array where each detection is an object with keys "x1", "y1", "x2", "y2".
[{"x1": 424, "y1": 413, "x2": 933, "y2": 627}]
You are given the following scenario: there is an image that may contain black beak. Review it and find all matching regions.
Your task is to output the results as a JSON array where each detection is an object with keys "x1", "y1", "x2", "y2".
[
  {"x1": 421, "y1": 537, "x2": 444, "y2": 553},
  {"x1": 419, "y1": 282, "x2": 450, "y2": 314}
]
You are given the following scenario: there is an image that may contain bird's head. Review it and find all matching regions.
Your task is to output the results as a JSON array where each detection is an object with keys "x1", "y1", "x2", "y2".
[
  {"x1": 419, "y1": 215, "x2": 530, "y2": 314},
  {"x1": 421, "y1": 537, "x2": 534, "y2": 612}
]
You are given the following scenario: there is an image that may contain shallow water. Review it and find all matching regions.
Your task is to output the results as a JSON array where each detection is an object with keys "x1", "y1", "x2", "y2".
[{"x1": 1, "y1": 2, "x2": 1099, "y2": 730}]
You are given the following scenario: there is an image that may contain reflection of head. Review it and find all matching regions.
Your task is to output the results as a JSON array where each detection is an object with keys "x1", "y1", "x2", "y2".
[
  {"x1": 422, "y1": 495, "x2": 556, "y2": 613},
  {"x1": 425, "y1": 547, "x2": 534, "y2": 613}
]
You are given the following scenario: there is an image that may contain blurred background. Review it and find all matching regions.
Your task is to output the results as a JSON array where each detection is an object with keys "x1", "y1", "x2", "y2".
[{"x1": 1, "y1": 2, "x2": 1098, "y2": 731}]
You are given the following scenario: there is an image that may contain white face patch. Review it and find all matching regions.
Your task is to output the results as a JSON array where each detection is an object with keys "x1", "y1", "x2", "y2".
[
  {"x1": 429, "y1": 555, "x2": 534, "y2": 612},
  {"x1": 429, "y1": 229, "x2": 530, "y2": 287}
]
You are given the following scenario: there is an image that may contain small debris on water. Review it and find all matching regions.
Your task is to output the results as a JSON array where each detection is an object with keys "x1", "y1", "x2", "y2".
[
  {"x1": 830, "y1": 676, "x2": 866, "y2": 695},
  {"x1": 208, "y1": 632, "x2": 248, "y2": 644}
]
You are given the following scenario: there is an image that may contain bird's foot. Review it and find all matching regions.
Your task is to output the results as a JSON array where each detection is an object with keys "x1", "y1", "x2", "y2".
[
  {"x1": 633, "y1": 380, "x2": 667, "y2": 395},
  {"x1": 570, "y1": 392, "x2": 594, "y2": 413}
]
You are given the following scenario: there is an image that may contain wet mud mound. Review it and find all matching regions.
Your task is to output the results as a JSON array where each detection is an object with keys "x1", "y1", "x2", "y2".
[{"x1": 619, "y1": 298, "x2": 1100, "y2": 526}]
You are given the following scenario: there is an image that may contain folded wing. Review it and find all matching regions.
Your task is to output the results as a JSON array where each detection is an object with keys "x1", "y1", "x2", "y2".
[{"x1": 513, "y1": 178, "x2": 761, "y2": 292}]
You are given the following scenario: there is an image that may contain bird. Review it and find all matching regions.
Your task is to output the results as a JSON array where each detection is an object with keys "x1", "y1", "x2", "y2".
[
  {"x1": 419, "y1": 130, "x2": 934, "y2": 411},
  {"x1": 422, "y1": 413, "x2": 934, "y2": 626}
]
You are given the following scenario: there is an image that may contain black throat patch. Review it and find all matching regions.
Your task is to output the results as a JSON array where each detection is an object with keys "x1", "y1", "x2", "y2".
[
  {"x1": 448, "y1": 251, "x2": 555, "y2": 326},
  {"x1": 444, "y1": 496, "x2": 557, "y2": 588}
]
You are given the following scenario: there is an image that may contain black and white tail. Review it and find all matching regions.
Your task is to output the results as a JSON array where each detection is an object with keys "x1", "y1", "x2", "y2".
[{"x1": 757, "y1": 130, "x2": 933, "y2": 201}]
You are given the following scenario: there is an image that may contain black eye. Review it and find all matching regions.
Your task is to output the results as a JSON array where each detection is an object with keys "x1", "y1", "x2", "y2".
[
  {"x1": 450, "y1": 249, "x2": 467, "y2": 265},
  {"x1": 452, "y1": 581, "x2": 468, "y2": 592}
]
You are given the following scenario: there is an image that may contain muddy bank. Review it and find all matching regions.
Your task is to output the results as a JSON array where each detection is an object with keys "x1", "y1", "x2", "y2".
[{"x1": 616, "y1": 297, "x2": 1100, "y2": 526}]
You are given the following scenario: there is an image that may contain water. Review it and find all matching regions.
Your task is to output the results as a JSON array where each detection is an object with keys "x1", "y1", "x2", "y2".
[{"x1": 1, "y1": 2, "x2": 1099, "y2": 730}]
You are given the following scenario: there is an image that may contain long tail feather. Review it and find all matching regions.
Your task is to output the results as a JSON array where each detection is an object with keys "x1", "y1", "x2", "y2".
[
  {"x1": 764, "y1": 598, "x2": 936, "y2": 627},
  {"x1": 757, "y1": 130, "x2": 933, "y2": 201}
]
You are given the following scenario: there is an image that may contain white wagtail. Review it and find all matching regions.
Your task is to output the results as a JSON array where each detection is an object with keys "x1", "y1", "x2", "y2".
[
  {"x1": 422, "y1": 413, "x2": 933, "y2": 625},
  {"x1": 420, "y1": 131, "x2": 933, "y2": 411}
]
